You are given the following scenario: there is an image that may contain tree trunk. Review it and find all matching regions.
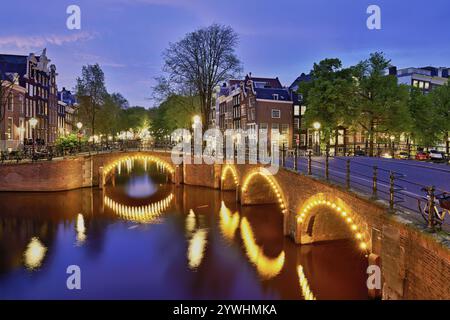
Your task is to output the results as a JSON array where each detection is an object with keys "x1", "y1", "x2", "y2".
[{"x1": 446, "y1": 131, "x2": 449, "y2": 155}]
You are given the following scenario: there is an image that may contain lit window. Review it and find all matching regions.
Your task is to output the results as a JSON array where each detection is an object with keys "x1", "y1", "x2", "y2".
[{"x1": 294, "y1": 105, "x2": 300, "y2": 116}]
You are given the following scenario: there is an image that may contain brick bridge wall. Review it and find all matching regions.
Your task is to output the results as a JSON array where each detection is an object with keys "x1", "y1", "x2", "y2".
[{"x1": 0, "y1": 151, "x2": 449, "y2": 299}]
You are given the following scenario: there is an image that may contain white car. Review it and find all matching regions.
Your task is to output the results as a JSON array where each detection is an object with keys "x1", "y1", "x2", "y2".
[{"x1": 429, "y1": 150, "x2": 446, "y2": 162}]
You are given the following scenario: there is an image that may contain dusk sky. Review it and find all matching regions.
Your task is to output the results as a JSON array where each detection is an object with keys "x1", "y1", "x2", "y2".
[{"x1": 0, "y1": 0, "x2": 448, "y2": 107}]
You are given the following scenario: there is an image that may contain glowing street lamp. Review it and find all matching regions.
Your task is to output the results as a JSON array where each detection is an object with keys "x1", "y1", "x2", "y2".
[
  {"x1": 29, "y1": 117, "x2": 38, "y2": 158},
  {"x1": 76, "y1": 122, "x2": 83, "y2": 151},
  {"x1": 312, "y1": 122, "x2": 321, "y2": 155},
  {"x1": 76, "y1": 122, "x2": 83, "y2": 130}
]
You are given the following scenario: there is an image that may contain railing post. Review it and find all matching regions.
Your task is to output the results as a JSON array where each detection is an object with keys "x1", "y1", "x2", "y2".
[
  {"x1": 281, "y1": 144, "x2": 286, "y2": 168},
  {"x1": 293, "y1": 146, "x2": 298, "y2": 171},
  {"x1": 325, "y1": 151, "x2": 329, "y2": 181},
  {"x1": 346, "y1": 159, "x2": 351, "y2": 189},
  {"x1": 308, "y1": 150, "x2": 312, "y2": 175},
  {"x1": 372, "y1": 166, "x2": 378, "y2": 199},
  {"x1": 426, "y1": 186, "x2": 436, "y2": 232},
  {"x1": 389, "y1": 171, "x2": 395, "y2": 212}
]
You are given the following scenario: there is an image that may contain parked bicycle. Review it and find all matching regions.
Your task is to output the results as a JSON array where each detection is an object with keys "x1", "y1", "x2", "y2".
[{"x1": 417, "y1": 187, "x2": 450, "y2": 229}]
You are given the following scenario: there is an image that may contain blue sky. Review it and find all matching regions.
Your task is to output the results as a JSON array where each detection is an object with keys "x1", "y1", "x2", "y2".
[{"x1": 0, "y1": 0, "x2": 449, "y2": 107}]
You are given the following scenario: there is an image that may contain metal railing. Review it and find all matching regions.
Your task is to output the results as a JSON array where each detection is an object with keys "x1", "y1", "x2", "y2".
[{"x1": 280, "y1": 146, "x2": 450, "y2": 232}]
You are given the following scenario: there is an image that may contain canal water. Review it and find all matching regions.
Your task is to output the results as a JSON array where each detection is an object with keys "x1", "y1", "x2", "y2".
[{"x1": 0, "y1": 160, "x2": 368, "y2": 300}]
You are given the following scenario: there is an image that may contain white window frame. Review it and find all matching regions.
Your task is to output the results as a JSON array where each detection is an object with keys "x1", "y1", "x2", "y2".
[{"x1": 271, "y1": 109, "x2": 281, "y2": 119}]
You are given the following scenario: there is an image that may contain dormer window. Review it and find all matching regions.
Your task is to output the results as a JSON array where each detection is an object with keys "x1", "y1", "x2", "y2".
[{"x1": 273, "y1": 94, "x2": 279, "y2": 100}]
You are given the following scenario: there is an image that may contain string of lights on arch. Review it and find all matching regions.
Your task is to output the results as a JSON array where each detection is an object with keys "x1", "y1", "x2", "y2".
[{"x1": 297, "y1": 199, "x2": 369, "y2": 252}]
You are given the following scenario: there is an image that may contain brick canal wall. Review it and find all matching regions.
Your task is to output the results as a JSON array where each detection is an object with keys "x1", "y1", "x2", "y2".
[{"x1": 0, "y1": 153, "x2": 449, "y2": 299}]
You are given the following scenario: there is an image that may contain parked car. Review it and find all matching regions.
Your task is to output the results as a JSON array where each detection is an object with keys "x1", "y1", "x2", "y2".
[
  {"x1": 396, "y1": 151, "x2": 409, "y2": 160},
  {"x1": 415, "y1": 151, "x2": 429, "y2": 161},
  {"x1": 354, "y1": 149, "x2": 366, "y2": 157},
  {"x1": 429, "y1": 150, "x2": 446, "y2": 163}
]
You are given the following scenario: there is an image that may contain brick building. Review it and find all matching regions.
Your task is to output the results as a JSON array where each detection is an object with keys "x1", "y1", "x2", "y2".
[
  {"x1": 58, "y1": 87, "x2": 78, "y2": 135},
  {"x1": 0, "y1": 49, "x2": 59, "y2": 146},
  {"x1": 0, "y1": 80, "x2": 26, "y2": 150},
  {"x1": 215, "y1": 74, "x2": 295, "y2": 148}
]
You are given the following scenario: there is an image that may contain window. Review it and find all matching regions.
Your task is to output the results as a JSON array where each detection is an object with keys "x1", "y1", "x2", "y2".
[
  {"x1": 7, "y1": 94, "x2": 13, "y2": 111},
  {"x1": 424, "y1": 82, "x2": 430, "y2": 90},
  {"x1": 418, "y1": 81, "x2": 424, "y2": 89},
  {"x1": 281, "y1": 124, "x2": 289, "y2": 135},
  {"x1": 273, "y1": 94, "x2": 279, "y2": 100},
  {"x1": 271, "y1": 123, "x2": 279, "y2": 132},
  {"x1": 294, "y1": 105, "x2": 300, "y2": 116},
  {"x1": 294, "y1": 118, "x2": 300, "y2": 130},
  {"x1": 271, "y1": 109, "x2": 281, "y2": 118},
  {"x1": 6, "y1": 117, "x2": 13, "y2": 140},
  {"x1": 301, "y1": 105, "x2": 306, "y2": 116}
]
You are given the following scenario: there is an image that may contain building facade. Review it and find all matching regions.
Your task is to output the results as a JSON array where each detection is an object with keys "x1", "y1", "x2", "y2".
[
  {"x1": 0, "y1": 49, "x2": 59, "y2": 147},
  {"x1": 0, "y1": 81, "x2": 26, "y2": 151},
  {"x1": 390, "y1": 66, "x2": 449, "y2": 93},
  {"x1": 215, "y1": 75, "x2": 294, "y2": 148},
  {"x1": 58, "y1": 87, "x2": 78, "y2": 135}
]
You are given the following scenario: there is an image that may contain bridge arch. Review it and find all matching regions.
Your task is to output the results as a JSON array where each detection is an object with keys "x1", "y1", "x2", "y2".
[
  {"x1": 102, "y1": 154, "x2": 175, "y2": 185},
  {"x1": 221, "y1": 164, "x2": 239, "y2": 190},
  {"x1": 296, "y1": 193, "x2": 371, "y2": 253},
  {"x1": 241, "y1": 167, "x2": 288, "y2": 215}
]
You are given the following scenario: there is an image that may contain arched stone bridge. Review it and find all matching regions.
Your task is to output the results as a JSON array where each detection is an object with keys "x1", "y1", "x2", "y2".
[{"x1": 0, "y1": 150, "x2": 449, "y2": 299}]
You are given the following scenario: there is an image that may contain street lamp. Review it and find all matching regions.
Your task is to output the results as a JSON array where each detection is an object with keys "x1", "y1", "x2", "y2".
[
  {"x1": 76, "y1": 122, "x2": 83, "y2": 151},
  {"x1": 312, "y1": 122, "x2": 321, "y2": 155},
  {"x1": 29, "y1": 117, "x2": 38, "y2": 159}
]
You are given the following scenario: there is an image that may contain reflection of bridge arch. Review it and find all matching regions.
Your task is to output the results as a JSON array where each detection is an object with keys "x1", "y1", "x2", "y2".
[
  {"x1": 241, "y1": 168, "x2": 288, "y2": 215},
  {"x1": 104, "y1": 193, "x2": 174, "y2": 223},
  {"x1": 240, "y1": 217, "x2": 285, "y2": 279},
  {"x1": 221, "y1": 165, "x2": 239, "y2": 190},
  {"x1": 103, "y1": 155, "x2": 175, "y2": 182},
  {"x1": 296, "y1": 194, "x2": 371, "y2": 253}
]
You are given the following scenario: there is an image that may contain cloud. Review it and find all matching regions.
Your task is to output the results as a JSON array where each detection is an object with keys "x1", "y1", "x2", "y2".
[
  {"x1": 74, "y1": 53, "x2": 127, "y2": 68},
  {"x1": 0, "y1": 32, "x2": 96, "y2": 50}
]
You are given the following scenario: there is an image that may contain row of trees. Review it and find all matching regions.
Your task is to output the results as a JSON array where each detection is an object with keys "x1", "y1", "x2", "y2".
[
  {"x1": 299, "y1": 52, "x2": 450, "y2": 156},
  {"x1": 75, "y1": 64, "x2": 150, "y2": 137}
]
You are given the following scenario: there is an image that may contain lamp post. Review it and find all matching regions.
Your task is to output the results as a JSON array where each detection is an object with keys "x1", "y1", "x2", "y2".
[
  {"x1": 76, "y1": 122, "x2": 83, "y2": 151},
  {"x1": 312, "y1": 122, "x2": 321, "y2": 156},
  {"x1": 29, "y1": 117, "x2": 38, "y2": 159},
  {"x1": 390, "y1": 135, "x2": 395, "y2": 158}
]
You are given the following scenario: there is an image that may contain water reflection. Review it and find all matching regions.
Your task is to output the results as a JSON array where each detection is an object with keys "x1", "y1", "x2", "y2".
[
  {"x1": 0, "y1": 161, "x2": 368, "y2": 300},
  {"x1": 23, "y1": 237, "x2": 47, "y2": 270}
]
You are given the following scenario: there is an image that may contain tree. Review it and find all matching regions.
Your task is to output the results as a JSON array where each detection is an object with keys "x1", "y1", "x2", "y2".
[
  {"x1": 408, "y1": 88, "x2": 440, "y2": 148},
  {"x1": 162, "y1": 24, "x2": 242, "y2": 128},
  {"x1": 299, "y1": 58, "x2": 357, "y2": 154},
  {"x1": 429, "y1": 82, "x2": 450, "y2": 154},
  {"x1": 353, "y1": 52, "x2": 411, "y2": 156},
  {"x1": 75, "y1": 64, "x2": 107, "y2": 136}
]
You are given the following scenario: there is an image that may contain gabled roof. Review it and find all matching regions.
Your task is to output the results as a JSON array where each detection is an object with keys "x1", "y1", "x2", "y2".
[
  {"x1": 245, "y1": 74, "x2": 283, "y2": 89},
  {"x1": 254, "y1": 87, "x2": 292, "y2": 101}
]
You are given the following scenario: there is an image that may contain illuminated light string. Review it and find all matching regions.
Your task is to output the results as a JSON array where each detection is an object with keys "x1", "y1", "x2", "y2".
[
  {"x1": 104, "y1": 193, "x2": 174, "y2": 223},
  {"x1": 240, "y1": 217, "x2": 285, "y2": 279},
  {"x1": 221, "y1": 165, "x2": 239, "y2": 186},
  {"x1": 297, "y1": 265, "x2": 316, "y2": 300},
  {"x1": 103, "y1": 155, "x2": 175, "y2": 178},
  {"x1": 297, "y1": 199, "x2": 369, "y2": 252},
  {"x1": 241, "y1": 168, "x2": 288, "y2": 215}
]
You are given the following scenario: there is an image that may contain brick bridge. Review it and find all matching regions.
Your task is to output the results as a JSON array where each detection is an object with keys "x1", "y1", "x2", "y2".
[{"x1": 0, "y1": 150, "x2": 449, "y2": 299}]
